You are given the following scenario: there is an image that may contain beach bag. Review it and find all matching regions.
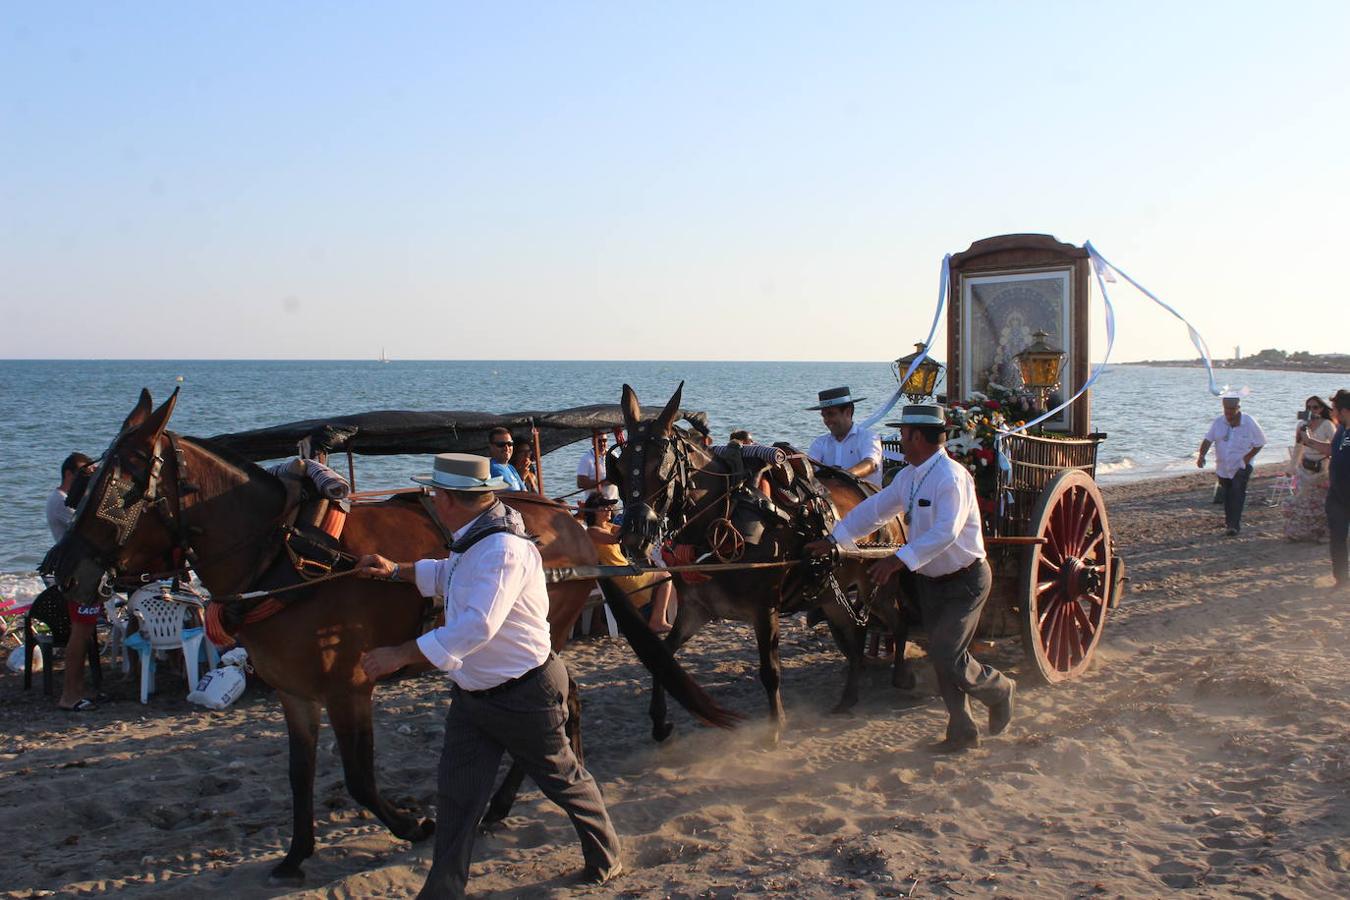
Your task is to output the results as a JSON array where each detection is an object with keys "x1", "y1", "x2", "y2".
[
  {"x1": 1302, "y1": 455, "x2": 1326, "y2": 474},
  {"x1": 187, "y1": 648, "x2": 250, "y2": 710},
  {"x1": 6, "y1": 644, "x2": 41, "y2": 674}
]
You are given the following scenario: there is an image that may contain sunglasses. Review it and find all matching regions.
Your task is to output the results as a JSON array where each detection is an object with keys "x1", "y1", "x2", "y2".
[{"x1": 491, "y1": 441, "x2": 514, "y2": 448}]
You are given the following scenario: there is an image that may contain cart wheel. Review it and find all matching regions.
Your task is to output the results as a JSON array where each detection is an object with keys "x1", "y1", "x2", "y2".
[
  {"x1": 1019, "y1": 469, "x2": 1111, "y2": 683},
  {"x1": 1107, "y1": 548, "x2": 1127, "y2": 610}
]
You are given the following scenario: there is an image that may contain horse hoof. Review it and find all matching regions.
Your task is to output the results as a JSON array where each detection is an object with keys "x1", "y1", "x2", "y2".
[
  {"x1": 893, "y1": 671, "x2": 917, "y2": 691},
  {"x1": 268, "y1": 865, "x2": 305, "y2": 887},
  {"x1": 411, "y1": 818, "x2": 435, "y2": 842},
  {"x1": 829, "y1": 703, "x2": 857, "y2": 717},
  {"x1": 652, "y1": 722, "x2": 674, "y2": 743}
]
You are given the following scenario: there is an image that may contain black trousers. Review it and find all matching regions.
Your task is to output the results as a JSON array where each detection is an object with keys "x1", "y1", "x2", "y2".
[
  {"x1": 913, "y1": 560, "x2": 1013, "y2": 740},
  {"x1": 1219, "y1": 464, "x2": 1253, "y2": 532},
  {"x1": 418, "y1": 655, "x2": 620, "y2": 899},
  {"x1": 1329, "y1": 494, "x2": 1350, "y2": 586}
]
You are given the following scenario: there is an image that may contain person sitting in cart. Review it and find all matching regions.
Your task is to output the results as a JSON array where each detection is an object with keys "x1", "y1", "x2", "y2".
[
  {"x1": 576, "y1": 431, "x2": 611, "y2": 497},
  {"x1": 582, "y1": 485, "x2": 673, "y2": 633},
  {"x1": 486, "y1": 426, "x2": 528, "y2": 491},
  {"x1": 806, "y1": 403, "x2": 1015, "y2": 753},
  {"x1": 806, "y1": 386, "x2": 883, "y2": 487}
]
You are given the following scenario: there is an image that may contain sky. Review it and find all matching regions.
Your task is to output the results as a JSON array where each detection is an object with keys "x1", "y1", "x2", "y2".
[{"x1": 2, "y1": 2, "x2": 1347, "y2": 362}]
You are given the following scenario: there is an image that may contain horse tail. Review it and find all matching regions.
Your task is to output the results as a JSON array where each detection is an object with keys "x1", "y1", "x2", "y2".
[{"x1": 596, "y1": 577, "x2": 741, "y2": 729}]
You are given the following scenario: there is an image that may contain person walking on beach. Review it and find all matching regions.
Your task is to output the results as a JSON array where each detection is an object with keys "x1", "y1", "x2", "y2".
[
  {"x1": 355, "y1": 453, "x2": 623, "y2": 897},
  {"x1": 805, "y1": 404, "x2": 1015, "y2": 752},
  {"x1": 1302, "y1": 389, "x2": 1350, "y2": 588},
  {"x1": 1197, "y1": 393, "x2": 1266, "y2": 536},
  {"x1": 807, "y1": 386, "x2": 883, "y2": 487}
]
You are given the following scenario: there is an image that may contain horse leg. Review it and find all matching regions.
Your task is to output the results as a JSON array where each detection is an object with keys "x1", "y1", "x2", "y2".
[
  {"x1": 271, "y1": 690, "x2": 321, "y2": 885},
  {"x1": 327, "y1": 689, "x2": 435, "y2": 843},
  {"x1": 820, "y1": 599, "x2": 866, "y2": 715},
  {"x1": 650, "y1": 597, "x2": 710, "y2": 743},
  {"x1": 875, "y1": 584, "x2": 917, "y2": 690},
  {"x1": 753, "y1": 606, "x2": 785, "y2": 746},
  {"x1": 483, "y1": 673, "x2": 583, "y2": 826}
]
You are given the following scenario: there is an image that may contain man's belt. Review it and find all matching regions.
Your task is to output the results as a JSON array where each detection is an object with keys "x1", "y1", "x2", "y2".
[
  {"x1": 459, "y1": 653, "x2": 555, "y2": 698},
  {"x1": 916, "y1": 558, "x2": 985, "y2": 584}
]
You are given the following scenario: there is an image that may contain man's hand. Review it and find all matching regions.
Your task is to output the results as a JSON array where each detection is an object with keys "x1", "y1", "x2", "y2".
[
  {"x1": 803, "y1": 539, "x2": 835, "y2": 558},
  {"x1": 869, "y1": 554, "x2": 906, "y2": 585},
  {"x1": 355, "y1": 554, "x2": 396, "y2": 579},
  {"x1": 360, "y1": 643, "x2": 419, "y2": 680},
  {"x1": 1196, "y1": 454, "x2": 1207, "y2": 469}
]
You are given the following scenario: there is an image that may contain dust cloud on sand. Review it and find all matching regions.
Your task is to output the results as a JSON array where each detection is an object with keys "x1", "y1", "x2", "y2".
[{"x1": 3, "y1": 465, "x2": 1348, "y2": 898}]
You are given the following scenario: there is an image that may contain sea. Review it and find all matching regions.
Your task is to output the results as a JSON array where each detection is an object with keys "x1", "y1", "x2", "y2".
[{"x1": 3, "y1": 359, "x2": 1346, "y2": 602}]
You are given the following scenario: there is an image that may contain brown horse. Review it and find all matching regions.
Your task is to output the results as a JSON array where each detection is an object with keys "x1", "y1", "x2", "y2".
[
  {"x1": 611, "y1": 384, "x2": 911, "y2": 745},
  {"x1": 43, "y1": 388, "x2": 735, "y2": 884}
]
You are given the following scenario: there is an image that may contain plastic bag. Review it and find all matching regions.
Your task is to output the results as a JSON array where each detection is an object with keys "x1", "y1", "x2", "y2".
[
  {"x1": 186, "y1": 647, "x2": 249, "y2": 710},
  {"x1": 6, "y1": 644, "x2": 41, "y2": 673}
]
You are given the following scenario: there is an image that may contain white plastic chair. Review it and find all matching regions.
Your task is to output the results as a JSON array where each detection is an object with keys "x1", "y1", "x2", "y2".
[{"x1": 123, "y1": 584, "x2": 219, "y2": 703}]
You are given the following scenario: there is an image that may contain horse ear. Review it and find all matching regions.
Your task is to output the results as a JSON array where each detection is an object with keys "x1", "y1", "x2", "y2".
[
  {"x1": 620, "y1": 384, "x2": 641, "y2": 429},
  {"x1": 132, "y1": 387, "x2": 179, "y2": 444},
  {"x1": 654, "y1": 381, "x2": 684, "y2": 434},
  {"x1": 121, "y1": 389, "x2": 153, "y2": 433}
]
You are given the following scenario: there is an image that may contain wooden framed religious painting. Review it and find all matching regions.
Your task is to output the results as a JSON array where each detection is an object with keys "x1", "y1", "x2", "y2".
[{"x1": 946, "y1": 235, "x2": 1092, "y2": 436}]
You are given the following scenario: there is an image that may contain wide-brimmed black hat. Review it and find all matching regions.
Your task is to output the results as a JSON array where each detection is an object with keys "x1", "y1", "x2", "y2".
[{"x1": 807, "y1": 386, "x2": 866, "y2": 410}]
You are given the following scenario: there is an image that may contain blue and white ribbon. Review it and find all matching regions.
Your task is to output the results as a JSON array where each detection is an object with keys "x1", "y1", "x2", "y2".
[{"x1": 858, "y1": 253, "x2": 950, "y2": 431}]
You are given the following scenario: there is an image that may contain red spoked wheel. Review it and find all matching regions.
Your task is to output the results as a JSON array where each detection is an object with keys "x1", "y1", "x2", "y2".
[{"x1": 1019, "y1": 469, "x2": 1112, "y2": 683}]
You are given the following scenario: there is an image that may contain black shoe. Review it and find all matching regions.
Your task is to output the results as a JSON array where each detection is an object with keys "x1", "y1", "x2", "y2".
[
  {"x1": 576, "y1": 862, "x2": 624, "y2": 886},
  {"x1": 929, "y1": 733, "x2": 979, "y2": 754},
  {"x1": 1225, "y1": 528, "x2": 1238, "y2": 537},
  {"x1": 989, "y1": 681, "x2": 1015, "y2": 736}
]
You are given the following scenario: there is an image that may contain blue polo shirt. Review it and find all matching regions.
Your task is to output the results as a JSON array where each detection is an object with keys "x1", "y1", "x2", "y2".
[
  {"x1": 1331, "y1": 425, "x2": 1350, "y2": 507},
  {"x1": 490, "y1": 461, "x2": 527, "y2": 492}
]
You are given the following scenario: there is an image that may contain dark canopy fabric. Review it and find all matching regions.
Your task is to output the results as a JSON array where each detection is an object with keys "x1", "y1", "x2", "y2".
[{"x1": 199, "y1": 404, "x2": 709, "y2": 462}]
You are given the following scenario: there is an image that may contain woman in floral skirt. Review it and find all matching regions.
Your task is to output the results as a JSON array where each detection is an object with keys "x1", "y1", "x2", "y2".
[{"x1": 1284, "y1": 395, "x2": 1336, "y2": 541}]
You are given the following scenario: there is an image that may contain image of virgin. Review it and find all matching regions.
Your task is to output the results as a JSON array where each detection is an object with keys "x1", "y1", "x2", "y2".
[{"x1": 965, "y1": 272, "x2": 1070, "y2": 419}]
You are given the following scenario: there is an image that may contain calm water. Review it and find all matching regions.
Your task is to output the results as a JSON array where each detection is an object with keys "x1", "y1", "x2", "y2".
[{"x1": 2, "y1": 359, "x2": 1346, "y2": 586}]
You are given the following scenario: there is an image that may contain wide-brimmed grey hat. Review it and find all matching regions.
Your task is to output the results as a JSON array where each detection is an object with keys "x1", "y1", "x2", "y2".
[
  {"x1": 807, "y1": 386, "x2": 866, "y2": 410},
  {"x1": 412, "y1": 452, "x2": 509, "y2": 491},
  {"x1": 886, "y1": 403, "x2": 947, "y2": 427}
]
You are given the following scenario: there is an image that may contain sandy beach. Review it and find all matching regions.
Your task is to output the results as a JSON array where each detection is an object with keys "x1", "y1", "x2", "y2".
[{"x1": 3, "y1": 464, "x2": 1347, "y2": 899}]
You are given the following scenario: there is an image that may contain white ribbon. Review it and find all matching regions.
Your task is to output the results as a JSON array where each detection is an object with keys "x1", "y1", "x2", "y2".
[
  {"x1": 858, "y1": 254, "x2": 950, "y2": 431},
  {"x1": 1084, "y1": 242, "x2": 1221, "y2": 397}
]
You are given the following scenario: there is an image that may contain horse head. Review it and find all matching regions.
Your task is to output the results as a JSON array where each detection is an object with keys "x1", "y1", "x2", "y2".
[
  {"x1": 613, "y1": 382, "x2": 692, "y2": 560},
  {"x1": 42, "y1": 388, "x2": 185, "y2": 606}
]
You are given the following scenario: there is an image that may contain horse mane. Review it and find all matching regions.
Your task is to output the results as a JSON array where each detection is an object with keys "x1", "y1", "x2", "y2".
[{"x1": 180, "y1": 432, "x2": 285, "y2": 487}]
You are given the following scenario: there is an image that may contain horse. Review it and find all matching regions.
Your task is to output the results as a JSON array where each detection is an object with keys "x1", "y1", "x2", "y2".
[
  {"x1": 611, "y1": 383, "x2": 911, "y2": 745},
  {"x1": 43, "y1": 388, "x2": 736, "y2": 884}
]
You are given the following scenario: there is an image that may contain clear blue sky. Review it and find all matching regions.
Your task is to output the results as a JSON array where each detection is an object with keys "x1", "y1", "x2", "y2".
[{"x1": 3, "y1": 2, "x2": 1346, "y2": 361}]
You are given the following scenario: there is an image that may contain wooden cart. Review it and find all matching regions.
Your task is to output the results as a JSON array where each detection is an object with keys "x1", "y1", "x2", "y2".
[{"x1": 886, "y1": 234, "x2": 1127, "y2": 683}]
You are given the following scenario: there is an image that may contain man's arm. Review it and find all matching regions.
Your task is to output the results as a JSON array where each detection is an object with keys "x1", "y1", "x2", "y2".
[
  {"x1": 412, "y1": 540, "x2": 529, "y2": 672},
  {"x1": 1196, "y1": 438, "x2": 1212, "y2": 468},
  {"x1": 845, "y1": 430, "x2": 884, "y2": 481}
]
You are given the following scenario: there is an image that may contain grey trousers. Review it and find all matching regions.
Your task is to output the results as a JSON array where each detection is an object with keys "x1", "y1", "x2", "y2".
[
  {"x1": 914, "y1": 560, "x2": 1013, "y2": 740},
  {"x1": 418, "y1": 655, "x2": 621, "y2": 899}
]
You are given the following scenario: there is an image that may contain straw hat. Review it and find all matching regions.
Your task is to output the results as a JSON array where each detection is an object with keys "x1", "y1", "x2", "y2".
[
  {"x1": 411, "y1": 453, "x2": 508, "y2": 491},
  {"x1": 885, "y1": 404, "x2": 947, "y2": 427},
  {"x1": 807, "y1": 386, "x2": 866, "y2": 410}
]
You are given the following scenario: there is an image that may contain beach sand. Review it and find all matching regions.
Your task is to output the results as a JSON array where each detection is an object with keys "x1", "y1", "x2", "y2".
[{"x1": 3, "y1": 465, "x2": 1347, "y2": 898}]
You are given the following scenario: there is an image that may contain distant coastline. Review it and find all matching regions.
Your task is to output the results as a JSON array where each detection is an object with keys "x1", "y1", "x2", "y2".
[{"x1": 1121, "y1": 351, "x2": 1350, "y2": 375}]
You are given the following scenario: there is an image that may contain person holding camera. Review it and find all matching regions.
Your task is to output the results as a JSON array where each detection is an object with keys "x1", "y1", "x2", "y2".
[
  {"x1": 1284, "y1": 396, "x2": 1336, "y2": 541},
  {"x1": 1197, "y1": 393, "x2": 1266, "y2": 536},
  {"x1": 1301, "y1": 389, "x2": 1350, "y2": 588}
]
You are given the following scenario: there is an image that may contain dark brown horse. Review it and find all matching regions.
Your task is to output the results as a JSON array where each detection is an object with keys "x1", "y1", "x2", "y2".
[
  {"x1": 611, "y1": 384, "x2": 911, "y2": 745},
  {"x1": 44, "y1": 389, "x2": 735, "y2": 884}
]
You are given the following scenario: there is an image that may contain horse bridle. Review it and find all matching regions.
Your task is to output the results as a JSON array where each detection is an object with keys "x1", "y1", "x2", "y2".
[
  {"x1": 617, "y1": 422, "x2": 696, "y2": 554},
  {"x1": 45, "y1": 431, "x2": 197, "y2": 590}
]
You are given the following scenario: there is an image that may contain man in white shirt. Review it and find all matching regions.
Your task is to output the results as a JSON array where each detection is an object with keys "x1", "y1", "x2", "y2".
[
  {"x1": 46, "y1": 452, "x2": 93, "y2": 542},
  {"x1": 806, "y1": 404, "x2": 1014, "y2": 753},
  {"x1": 1197, "y1": 394, "x2": 1266, "y2": 536},
  {"x1": 807, "y1": 386, "x2": 883, "y2": 487},
  {"x1": 576, "y1": 431, "x2": 610, "y2": 496},
  {"x1": 356, "y1": 453, "x2": 621, "y2": 897}
]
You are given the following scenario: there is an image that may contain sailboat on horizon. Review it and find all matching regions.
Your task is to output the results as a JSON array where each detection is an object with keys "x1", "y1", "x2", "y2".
[{"x1": 379, "y1": 346, "x2": 390, "y2": 363}]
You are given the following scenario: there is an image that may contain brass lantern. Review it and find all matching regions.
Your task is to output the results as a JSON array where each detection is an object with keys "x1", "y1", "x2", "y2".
[
  {"x1": 892, "y1": 342, "x2": 943, "y2": 403},
  {"x1": 1015, "y1": 330, "x2": 1065, "y2": 407}
]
